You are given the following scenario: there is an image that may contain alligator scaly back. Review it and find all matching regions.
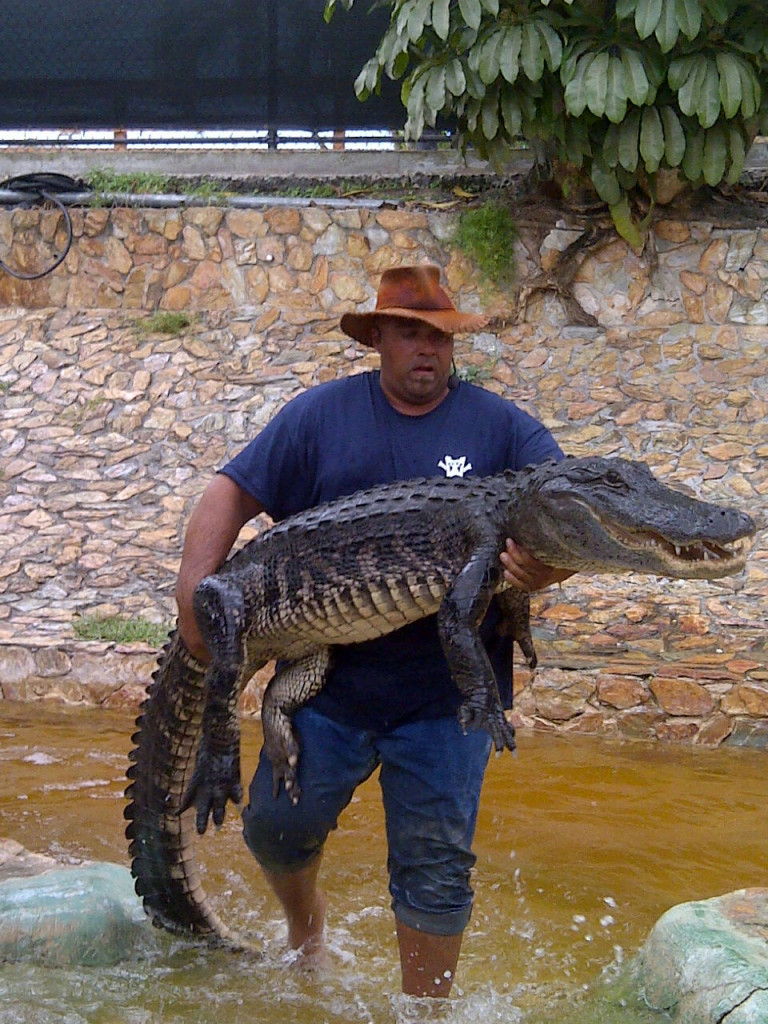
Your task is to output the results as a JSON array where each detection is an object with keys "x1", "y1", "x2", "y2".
[{"x1": 124, "y1": 631, "x2": 250, "y2": 946}]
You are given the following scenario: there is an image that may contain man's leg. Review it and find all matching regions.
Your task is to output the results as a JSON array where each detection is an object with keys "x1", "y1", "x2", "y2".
[
  {"x1": 242, "y1": 707, "x2": 378, "y2": 956},
  {"x1": 262, "y1": 854, "x2": 327, "y2": 956},
  {"x1": 377, "y1": 718, "x2": 492, "y2": 997},
  {"x1": 396, "y1": 920, "x2": 464, "y2": 997}
]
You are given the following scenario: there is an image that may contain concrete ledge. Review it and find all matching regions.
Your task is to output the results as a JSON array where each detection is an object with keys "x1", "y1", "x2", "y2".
[{"x1": 0, "y1": 146, "x2": 509, "y2": 183}]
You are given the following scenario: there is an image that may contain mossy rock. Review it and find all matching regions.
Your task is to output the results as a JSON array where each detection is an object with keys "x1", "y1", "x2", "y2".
[
  {"x1": 637, "y1": 888, "x2": 768, "y2": 1023},
  {"x1": 0, "y1": 860, "x2": 150, "y2": 966}
]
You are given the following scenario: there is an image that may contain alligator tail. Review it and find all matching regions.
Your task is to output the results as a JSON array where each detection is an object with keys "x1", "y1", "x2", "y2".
[{"x1": 124, "y1": 630, "x2": 249, "y2": 948}]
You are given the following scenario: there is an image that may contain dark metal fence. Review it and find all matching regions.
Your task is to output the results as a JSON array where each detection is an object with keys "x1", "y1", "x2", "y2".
[{"x1": 0, "y1": 0, "x2": 406, "y2": 132}]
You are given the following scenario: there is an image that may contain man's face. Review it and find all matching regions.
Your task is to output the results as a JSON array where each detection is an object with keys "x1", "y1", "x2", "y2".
[{"x1": 371, "y1": 317, "x2": 455, "y2": 414}]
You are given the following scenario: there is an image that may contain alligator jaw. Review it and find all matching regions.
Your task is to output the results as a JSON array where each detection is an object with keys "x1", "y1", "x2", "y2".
[{"x1": 601, "y1": 518, "x2": 752, "y2": 577}]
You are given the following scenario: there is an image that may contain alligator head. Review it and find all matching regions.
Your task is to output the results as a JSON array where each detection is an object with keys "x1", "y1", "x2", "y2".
[{"x1": 508, "y1": 456, "x2": 755, "y2": 579}]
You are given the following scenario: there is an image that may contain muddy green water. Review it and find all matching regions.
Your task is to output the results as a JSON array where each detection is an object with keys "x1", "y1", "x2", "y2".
[{"x1": 1, "y1": 700, "x2": 766, "y2": 1024}]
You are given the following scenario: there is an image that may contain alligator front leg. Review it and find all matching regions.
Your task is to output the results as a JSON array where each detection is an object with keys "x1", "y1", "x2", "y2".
[
  {"x1": 180, "y1": 577, "x2": 249, "y2": 834},
  {"x1": 261, "y1": 647, "x2": 332, "y2": 805},
  {"x1": 437, "y1": 543, "x2": 516, "y2": 754}
]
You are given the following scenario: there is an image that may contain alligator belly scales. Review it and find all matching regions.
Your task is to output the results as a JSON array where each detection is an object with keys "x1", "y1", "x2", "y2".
[{"x1": 125, "y1": 456, "x2": 755, "y2": 941}]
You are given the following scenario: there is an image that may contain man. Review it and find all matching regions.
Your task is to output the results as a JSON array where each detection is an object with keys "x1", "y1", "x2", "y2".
[{"x1": 176, "y1": 264, "x2": 569, "y2": 997}]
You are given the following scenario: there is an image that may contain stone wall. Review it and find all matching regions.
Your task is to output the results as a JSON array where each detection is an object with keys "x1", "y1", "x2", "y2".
[{"x1": 0, "y1": 200, "x2": 766, "y2": 745}]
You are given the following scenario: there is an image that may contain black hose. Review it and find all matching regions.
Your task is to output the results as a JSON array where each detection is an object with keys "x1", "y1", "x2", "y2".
[{"x1": 0, "y1": 173, "x2": 82, "y2": 280}]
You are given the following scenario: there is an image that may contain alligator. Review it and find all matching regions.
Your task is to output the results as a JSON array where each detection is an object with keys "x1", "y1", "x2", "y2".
[{"x1": 125, "y1": 455, "x2": 755, "y2": 941}]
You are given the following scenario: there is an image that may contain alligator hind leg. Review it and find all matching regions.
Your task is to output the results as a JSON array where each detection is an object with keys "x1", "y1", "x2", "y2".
[
  {"x1": 495, "y1": 589, "x2": 538, "y2": 670},
  {"x1": 261, "y1": 647, "x2": 331, "y2": 805}
]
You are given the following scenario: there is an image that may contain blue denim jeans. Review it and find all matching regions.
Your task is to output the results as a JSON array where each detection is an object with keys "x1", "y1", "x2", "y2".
[{"x1": 242, "y1": 707, "x2": 492, "y2": 936}]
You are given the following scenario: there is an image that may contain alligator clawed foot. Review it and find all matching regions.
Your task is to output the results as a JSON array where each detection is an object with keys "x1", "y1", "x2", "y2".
[
  {"x1": 271, "y1": 756, "x2": 302, "y2": 805},
  {"x1": 179, "y1": 738, "x2": 243, "y2": 835},
  {"x1": 458, "y1": 702, "x2": 516, "y2": 754}
]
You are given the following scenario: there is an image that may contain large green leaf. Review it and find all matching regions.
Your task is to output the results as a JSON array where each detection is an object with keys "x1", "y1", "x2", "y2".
[
  {"x1": 477, "y1": 29, "x2": 505, "y2": 84},
  {"x1": 458, "y1": 0, "x2": 483, "y2": 31},
  {"x1": 697, "y1": 58, "x2": 722, "y2": 127},
  {"x1": 481, "y1": 91, "x2": 500, "y2": 139},
  {"x1": 635, "y1": 0, "x2": 663, "y2": 40},
  {"x1": 716, "y1": 52, "x2": 744, "y2": 119},
  {"x1": 622, "y1": 49, "x2": 652, "y2": 105},
  {"x1": 681, "y1": 126, "x2": 705, "y2": 180},
  {"x1": 500, "y1": 88, "x2": 522, "y2": 136},
  {"x1": 605, "y1": 54, "x2": 628, "y2": 122},
  {"x1": 736, "y1": 60, "x2": 761, "y2": 118},
  {"x1": 538, "y1": 21, "x2": 564, "y2": 71},
  {"x1": 602, "y1": 122, "x2": 621, "y2": 167},
  {"x1": 480, "y1": 0, "x2": 499, "y2": 15},
  {"x1": 403, "y1": 73, "x2": 427, "y2": 139},
  {"x1": 564, "y1": 51, "x2": 597, "y2": 117},
  {"x1": 668, "y1": 54, "x2": 697, "y2": 92},
  {"x1": 564, "y1": 116, "x2": 592, "y2": 163},
  {"x1": 702, "y1": 122, "x2": 727, "y2": 185},
  {"x1": 618, "y1": 108, "x2": 641, "y2": 171},
  {"x1": 463, "y1": 66, "x2": 486, "y2": 100},
  {"x1": 354, "y1": 57, "x2": 381, "y2": 100},
  {"x1": 585, "y1": 51, "x2": 610, "y2": 116},
  {"x1": 616, "y1": 165, "x2": 640, "y2": 191},
  {"x1": 392, "y1": 51, "x2": 411, "y2": 79},
  {"x1": 725, "y1": 122, "x2": 747, "y2": 183},
  {"x1": 499, "y1": 25, "x2": 522, "y2": 83},
  {"x1": 431, "y1": 0, "x2": 451, "y2": 41},
  {"x1": 560, "y1": 38, "x2": 594, "y2": 83},
  {"x1": 616, "y1": 0, "x2": 637, "y2": 18},
  {"x1": 655, "y1": 0, "x2": 681, "y2": 52},
  {"x1": 659, "y1": 105, "x2": 686, "y2": 165},
  {"x1": 675, "y1": 0, "x2": 702, "y2": 40},
  {"x1": 591, "y1": 161, "x2": 622, "y2": 205},
  {"x1": 399, "y1": 0, "x2": 432, "y2": 42},
  {"x1": 445, "y1": 58, "x2": 468, "y2": 96},
  {"x1": 609, "y1": 194, "x2": 646, "y2": 251},
  {"x1": 640, "y1": 106, "x2": 665, "y2": 171},
  {"x1": 704, "y1": 0, "x2": 729, "y2": 23},
  {"x1": 677, "y1": 55, "x2": 708, "y2": 117},
  {"x1": 425, "y1": 65, "x2": 447, "y2": 112},
  {"x1": 521, "y1": 21, "x2": 545, "y2": 81}
]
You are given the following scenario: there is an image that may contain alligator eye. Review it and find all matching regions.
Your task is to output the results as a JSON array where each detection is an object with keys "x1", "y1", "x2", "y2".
[{"x1": 605, "y1": 470, "x2": 625, "y2": 488}]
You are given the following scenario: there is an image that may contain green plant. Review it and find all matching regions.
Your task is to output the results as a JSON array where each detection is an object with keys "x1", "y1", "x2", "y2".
[
  {"x1": 325, "y1": 0, "x2": 768, "y2": 247},
  {"x1": 455, "y1": 361, "x2": 494, "y2": 381},
  {"x1": 137, "y1": 311, "x2": 194, "y2": 336},
  {"x1": 86, "y1": 168, "x2": 175, "y2": 195},
  {"x1": 73, "y1": 615, "x2": 170, "y2": 646},
  {"x1": 187, "y1": 180, "x2": 230, "y2": 203},
  {"x1": 452, "y1": 200, "x2": 518, "y2": 283}
]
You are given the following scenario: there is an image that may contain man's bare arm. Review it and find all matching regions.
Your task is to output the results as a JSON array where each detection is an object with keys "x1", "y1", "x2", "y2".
[{"x1": 175, "y1": 474, "x2": 265, "y2": 662}]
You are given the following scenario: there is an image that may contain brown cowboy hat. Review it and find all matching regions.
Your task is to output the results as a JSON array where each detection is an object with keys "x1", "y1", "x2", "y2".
[{"x1": 340, "y1": 265, "x2": 488, "y2": 347}]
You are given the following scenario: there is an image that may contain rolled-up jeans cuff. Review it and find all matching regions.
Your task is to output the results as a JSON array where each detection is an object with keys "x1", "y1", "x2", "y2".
[{"x1": 392, "y1": 899, "x2": 472, "y2": 937}]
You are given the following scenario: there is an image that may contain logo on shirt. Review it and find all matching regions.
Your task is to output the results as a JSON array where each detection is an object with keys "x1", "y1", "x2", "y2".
[{"x1": 438, "y1": 454, "x2": 473, "y2": 478}]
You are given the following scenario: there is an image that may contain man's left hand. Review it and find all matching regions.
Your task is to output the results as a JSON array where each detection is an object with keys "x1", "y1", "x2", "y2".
[{"x1": 500, "y1": 539, "x2": 573, "y2": 592}]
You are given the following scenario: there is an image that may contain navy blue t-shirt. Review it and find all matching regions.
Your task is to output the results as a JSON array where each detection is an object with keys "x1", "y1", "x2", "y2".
[{"x1": 221, "y1": 371, "x2": 563, "y2": 730}]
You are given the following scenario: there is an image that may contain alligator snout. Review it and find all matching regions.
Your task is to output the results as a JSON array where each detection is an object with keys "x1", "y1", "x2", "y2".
[{"x1": 711, "y1": 507, "x2": 756, "y2": 540}]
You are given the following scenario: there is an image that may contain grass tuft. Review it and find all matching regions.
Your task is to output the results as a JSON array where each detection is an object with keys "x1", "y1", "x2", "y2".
[
  {"x1": 136, "y1": 311, "x2": 193, "y2": 336},
  {"x1": 452, "y1": 200, "x2": 518, "y2": 286},
  {"x1": 73, "y1": 615, "x2": 170, "y2": 646}
]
